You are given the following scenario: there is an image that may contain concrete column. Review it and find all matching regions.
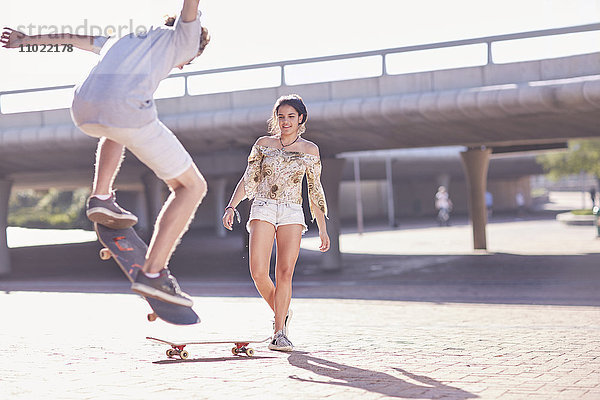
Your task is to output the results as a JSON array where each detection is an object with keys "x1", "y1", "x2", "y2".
[
  {"x1": 212, "y1": 178, "x2": 227, "y2": 238},
  {"x1": 115, "y1": 190, "x2": 148, "y2": 231},
  {"x1": 141, "y1": 173, "x2": 167, "y2": 240},
  {"x1": 437, "y1": 173, "x2": 451, "y2": 190},
  {"x1": 385, "y1": 157, "x2": 396, "y2": 227},
  {"x1": 460, "y1": 147, "x2": 491, "y2": 250},
  {"x1": 0, "y1": 178, "x2": 13, "y2": 275},
  {"x1": 320, "y1": 158, "x2": 345, "y2": 272},
  {"x1": 353, "y1": 157, "x2": 364, "y2": 235},
  {"x1": 133, "y1": 190, "x2": 148, "y2": 231}
]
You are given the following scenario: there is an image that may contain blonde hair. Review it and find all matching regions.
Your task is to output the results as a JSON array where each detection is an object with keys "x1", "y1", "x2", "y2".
[{"x1": 267, "y1": 94, "x2": 308, "y2": 136}]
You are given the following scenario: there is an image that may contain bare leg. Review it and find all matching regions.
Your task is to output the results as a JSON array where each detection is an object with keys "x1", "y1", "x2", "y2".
[
  {"x1": 248, "y1": 220, "x2": 277, "y2": 310},
  {"x1": 92, "y1": 138, "x2": 125, "y2": 196},
  {"x1": 273, "y1": 224, "x2": 303, "y2": 332},
  {"x1": 143, "y1": 164, "x2": 207, "y2": 273}
]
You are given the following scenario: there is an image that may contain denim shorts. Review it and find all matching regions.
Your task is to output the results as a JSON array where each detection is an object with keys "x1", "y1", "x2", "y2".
[{"x1": 247, "y1": 198, "x2": 307, "y2": 234}]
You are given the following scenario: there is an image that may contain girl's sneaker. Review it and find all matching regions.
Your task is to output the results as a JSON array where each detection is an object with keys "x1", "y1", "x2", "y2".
[
  {"x1": 268, "y1": 330, "x2": 293, "y2": 352},
  {"x1": 272, "y1": 309, "x2": 293, "y2": 337},
  {"x1": 283, "y1": 309, "x2": 292, "y2": 337}
]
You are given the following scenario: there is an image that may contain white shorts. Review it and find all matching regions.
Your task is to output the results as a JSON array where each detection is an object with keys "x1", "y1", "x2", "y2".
[
  {"x1": 247, "y1": 198, "x2": 307, "y2": 234},
  {"x1": 78, "y1": 120, "x2": 193, "y2": 181}
]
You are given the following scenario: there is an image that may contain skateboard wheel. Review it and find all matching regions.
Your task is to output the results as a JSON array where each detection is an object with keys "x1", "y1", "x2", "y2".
[
  {"x1": 166, "y1": 349, "x2": 175, "y2": 358},
  {"x1": 232, "y1": 347, "x2": 239, "y2": 355},
  {"x1": 147, "y1": 313, "x2": 158, "y2": 322},
  {"x1": 180, "y1": 350, "x2": 189, "y2": 360},
  {"x1": 246, "y1": 348, "x2": 255, "y2": 357},
  {"x1": 99, "y1": 248, "x2": 111, "y2": 260}
]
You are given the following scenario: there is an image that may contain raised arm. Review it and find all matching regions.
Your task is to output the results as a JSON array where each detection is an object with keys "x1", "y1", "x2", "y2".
[
  {"x1": 1, "y1": 27, "x2": 101, "y2": 53},
  {"x1": 180, "y1": 0, "x2": 201, "y2": 23}
]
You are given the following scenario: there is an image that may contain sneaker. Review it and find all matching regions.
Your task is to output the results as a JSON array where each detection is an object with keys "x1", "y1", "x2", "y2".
[
  {"x1": 86, "y1": 194, "x2": 138, "y2": 229},
  {"x1": 272, "y1": 309, "x2": 293, "y2": 337},
  {"x1": 131, "y1": 269, "x2": 193, "y2": 308},
  {"x1": 284, "y1": 309, "x2": 293, "y2": 337},
  {"x1": 268, "y1": 330, "x2": 293, "y2": 352}
]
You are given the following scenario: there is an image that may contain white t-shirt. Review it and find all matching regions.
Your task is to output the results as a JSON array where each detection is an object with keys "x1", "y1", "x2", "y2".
[
  {"x1": 435, "y1": 191, "x2": 450, "y2": 209},
  {"x1": 71, "y1": 13, "x2": 201, "y2": 128}
]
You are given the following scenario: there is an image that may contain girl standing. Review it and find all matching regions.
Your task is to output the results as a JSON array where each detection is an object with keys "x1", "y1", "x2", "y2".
[{"x1": 222, "y1": 94, "x2": 330, "y2": 351}]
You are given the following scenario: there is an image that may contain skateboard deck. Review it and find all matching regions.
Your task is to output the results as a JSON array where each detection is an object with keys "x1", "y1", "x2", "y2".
[
  {"x1": 147, "y1": 336, "x2": 271, "y2": 359},
  {"x1": 94, "y1": 223, "x2": 200, "y2": 326}
]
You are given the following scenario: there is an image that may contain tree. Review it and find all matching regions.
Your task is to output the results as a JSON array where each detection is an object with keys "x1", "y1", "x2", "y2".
[
  {"x1": 8, "y1": 188, "x2": 91, "y2": 229},
  {"x1": 536, "y1": 139, "x2": 600, "y2": 182}
]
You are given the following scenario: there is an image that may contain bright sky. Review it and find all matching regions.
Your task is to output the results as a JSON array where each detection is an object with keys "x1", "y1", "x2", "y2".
[{"x1": 1, "y1": 0, "x2": 599, "y2": 95}]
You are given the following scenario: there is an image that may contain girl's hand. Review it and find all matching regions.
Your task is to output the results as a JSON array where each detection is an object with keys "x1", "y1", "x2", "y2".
[
  {"x1": 222, "y1": 208, "x2": 234, "y2": 231},
  {"x1": 1, "y1": 27, "x2": 27, "y2": 48},
  {"x1": 319, "y1": 230, "x2": 330, "y2": 252},
  {"x1": 222, "y1": 207, "x2": 240, "y2": 231}
]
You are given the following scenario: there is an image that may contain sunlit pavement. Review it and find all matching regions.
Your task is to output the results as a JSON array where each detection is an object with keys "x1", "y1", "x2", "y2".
[
  {"x1": 2, "y1": 210, "x2": 600, "y2": 399},
  {"x1": 1, "y1": 291, "x2": 599, "y2": 400}
]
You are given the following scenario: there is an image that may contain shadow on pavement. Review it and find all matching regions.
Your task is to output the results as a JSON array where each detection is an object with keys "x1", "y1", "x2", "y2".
[
  {"x1": 152, "y1": 356, "x2": 277, "y2": 364},
  {"x1": 288, "y1": 352, "x2": 477, "y2": 399}
]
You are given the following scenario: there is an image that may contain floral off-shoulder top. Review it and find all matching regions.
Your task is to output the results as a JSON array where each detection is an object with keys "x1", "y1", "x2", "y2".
[{"x1": 242, "y1": 144, "x2": 328, "y2": 221}]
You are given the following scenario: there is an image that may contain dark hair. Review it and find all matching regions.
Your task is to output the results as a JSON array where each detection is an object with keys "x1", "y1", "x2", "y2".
[
  {"x1": 164, "y1": 15, "x2": 176, "y2": 27},
  {"x1": 267, "y1": 94, "x2": 308, "y2": 135},
  {"x1": 164, "y1": 16, "x2": 210, "y2": 59}
]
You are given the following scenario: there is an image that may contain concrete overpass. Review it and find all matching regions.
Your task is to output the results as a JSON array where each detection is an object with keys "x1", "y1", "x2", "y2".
[{"x1": 1, "y1": 24, "x2": 599, "y2": 274}]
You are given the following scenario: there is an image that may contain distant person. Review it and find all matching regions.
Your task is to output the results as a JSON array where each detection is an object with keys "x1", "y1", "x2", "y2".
[
  {"x1": 485, "y1": 191, "x2": 493, "y2": 219},
  {"x1": 2, "y1": 0, "x2": 210, "y2": 307},
  {"x1": 516, "y1": 191, "x2": 525, "y2": 218},
  {"x1": 590, "y1": 187, "x2": 597, "y2": 208},
  {"x1": 435, "y1": 186, "x2": 453, "y2": 226}
]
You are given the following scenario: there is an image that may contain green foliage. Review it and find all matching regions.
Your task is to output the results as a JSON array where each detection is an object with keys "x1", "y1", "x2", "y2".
[
  {"x1": 8, "y1": 188, "x2": 91, "y2": 229},
  {"x1": 536, "y1": 139, "x2": 600, "y2": 180},
  {"x1": 571, "y1": 209, "x2": 593, "y2": 215}
]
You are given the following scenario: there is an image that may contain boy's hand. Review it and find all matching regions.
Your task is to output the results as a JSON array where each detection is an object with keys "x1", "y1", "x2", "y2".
[{"x1": 1, "y1": 27, "x2": 27, "y2": 48}]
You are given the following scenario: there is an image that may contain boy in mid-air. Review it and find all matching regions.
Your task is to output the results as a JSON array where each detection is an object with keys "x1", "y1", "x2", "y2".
[{"x1": 1, "y1": 0, "x2": 210, "y2": 307}]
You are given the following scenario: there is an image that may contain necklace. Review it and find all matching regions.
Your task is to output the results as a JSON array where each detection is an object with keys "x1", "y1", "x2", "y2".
[{"x1": 279, "y1": 135, "x2": 299, "y2": 149}]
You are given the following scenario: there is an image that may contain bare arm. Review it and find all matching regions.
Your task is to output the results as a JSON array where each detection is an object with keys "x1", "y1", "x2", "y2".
[
  {"x1": 180, "y1": 0, "x2": 201, "y2": 23},
  {"x1": 1, "y1": 27, "x2": 100, "y2": 53},
  {"x1": 222, "y1": 177, "x2": 247, "y2": 231},
  {"x1": 311, "y1": 202, "x2": 330, "y2": 252}
]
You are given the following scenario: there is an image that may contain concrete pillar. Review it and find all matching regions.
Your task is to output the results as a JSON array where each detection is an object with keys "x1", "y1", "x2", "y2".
[
  {"x1": 353, "y1": 157, "x2": 364, "y2": 235},
  {"x1": 141, "y1": 173, "x2": 167, "y2": 240},
  {"x1": 212, "y1": 178, "x2": 227, "y2": 238},
  {"x1": 320, "y1": 158, "x2": 345, "y2": 272},
  {"x1": 437, "y1": 173, "x2": 451, "y2": 190},
  {"x1": 385, "y1": 157, "x2": 396, "y2": 227},
  {"x1": 115, "y1": 190, "x2": 148, "y2": 231},
  {"x1": 0, "y1": 178, "x2": 13, "y2": 275},
  {"x1": 460, "y1": 147, "x2": 491, "y2": 250},
  {"x1": 133, "y1": 190, "x2": 148, "y2": 231}
]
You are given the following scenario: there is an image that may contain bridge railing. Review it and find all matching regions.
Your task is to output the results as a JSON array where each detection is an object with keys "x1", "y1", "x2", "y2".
[{"x1": 1, "y1": 23, "x2": 599, "y2": 114}]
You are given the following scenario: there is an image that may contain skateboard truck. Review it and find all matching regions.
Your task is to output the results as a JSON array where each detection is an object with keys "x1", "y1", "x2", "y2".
[
  {"x1": 166, "y1": 345, "x2": 190, "y2": 360},
  {"x1": 231, "y1": 342, "x2": 255, "y2": 357}
]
